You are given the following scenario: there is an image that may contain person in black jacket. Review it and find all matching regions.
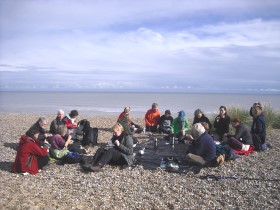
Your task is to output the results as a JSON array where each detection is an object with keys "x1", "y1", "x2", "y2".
[
  {"x1": 158, "y1": 110, "x2": 173, "y2": 134},
  {"x1": 192, "y1": 109, "x2": 212, "y2": 133},
  {"x1": 213, "y1": 106, "x2": 230, "y2": 142}
]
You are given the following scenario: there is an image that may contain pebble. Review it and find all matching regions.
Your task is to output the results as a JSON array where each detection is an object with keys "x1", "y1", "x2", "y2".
[{"x1": 0, "y1": 113, "x2": 279, "y2": 209}]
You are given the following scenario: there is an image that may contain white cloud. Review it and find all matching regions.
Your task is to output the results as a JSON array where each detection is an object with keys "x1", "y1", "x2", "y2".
[{"x1": 0, "y1": 0, "x2": 280, "y2": 92}]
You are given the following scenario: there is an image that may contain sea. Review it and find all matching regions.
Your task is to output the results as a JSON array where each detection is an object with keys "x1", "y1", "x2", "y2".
[{"x1": 0, "y1": 91, "x2": 279, "y2": 118}]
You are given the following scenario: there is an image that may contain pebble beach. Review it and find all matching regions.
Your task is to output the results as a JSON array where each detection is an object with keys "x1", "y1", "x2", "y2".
[{"x1": 0, "y1": 113, "x2": 279, "y2": 209}]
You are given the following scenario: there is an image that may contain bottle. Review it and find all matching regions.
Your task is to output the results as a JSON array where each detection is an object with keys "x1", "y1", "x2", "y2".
[
  {"x1": 154, "y1": 138, "x2": 158, "y2": 149},
  {"x1": 143, "y1": 127, "x2": 146, "y2": 134},
  {"x1": 170, "y1": 136, "x2": 175, "y2": 145},
  {"x1": 160, "y1": 158, "x2": 166, "y2": 168}
]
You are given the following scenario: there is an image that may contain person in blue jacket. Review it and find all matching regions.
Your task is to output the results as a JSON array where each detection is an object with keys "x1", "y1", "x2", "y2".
[{"x1": 186, "y1": 123, "x2": 216, "y2": 166}]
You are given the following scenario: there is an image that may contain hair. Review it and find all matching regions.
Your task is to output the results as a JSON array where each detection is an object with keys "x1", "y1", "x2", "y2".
[
  {"x1": 152, "y1": 102, "x2": 158, "y2": 108},
  {"x1": 201, "y1": 122, "x2": 209, "y2": 131},
  {"x1": 26, "y1": 127, "x2": 40, "y2": 138},
  {"x1": 112, "y1": 123, "x2": 124, "y2": 132},
  {"x1": 219, "y1": 106, "x2": 228, "y2": 116},
  {"x1": 124, "y1": 106, "x2": 130, "y2": 112},
  {"x1": 57, "y1": 125, "x2": 67, "y2": 136},
  {"x1": 69, "y1": 110, "x2": 79, "y2": 118},
  {"x1": 57, "y1": 109, "x2": 65, "y2": 115},
  {"x1": 191, "y1": 123, "x2": 206, "y2": 139},
  {"x1": 194, "y1": 109, "x2": 203, "y2": 117},
  {"x1": 252, "y1": 106, "x2": 262, "y2": 116},
  {"x1": 219, "y1": 106, "x2": 227, "y2": 111},
  {"x1": 231, "y1": 118, "x2": 241, "y2": 123},
  {"x1": 38, "y1": 117, "x2": 48, "y2": 124},
  {"x1": 253, "y1": 102, "x2": 263, "y2": 110},
  {"x1": 165, "y1": 110, "x2": 171, "y2": 115}
]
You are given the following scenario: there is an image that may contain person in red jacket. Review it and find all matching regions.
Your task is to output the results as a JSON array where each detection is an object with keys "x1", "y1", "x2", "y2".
[
  {"x1": 63, "y1": 110, "x2": 79, "y2": 129},
  {"x1": 12, "y1": 127, "x2": 49, "y2": 175},
  {"x1": 118, "y1": 106, "x2": 130, "y2": 120},
  {"x1": 145, "y1": 102, "x2": 161, "y2": 133}
]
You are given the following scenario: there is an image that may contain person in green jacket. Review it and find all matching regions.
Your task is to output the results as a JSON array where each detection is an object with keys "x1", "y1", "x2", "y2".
[{"x1": 171, "y1": 110, "x2": 189, "y2": 143}]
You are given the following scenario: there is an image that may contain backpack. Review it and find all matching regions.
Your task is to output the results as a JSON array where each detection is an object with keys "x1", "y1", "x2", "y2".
[
  {"x1": 82, "y1": 127, "x2": 98, "y2": 146},
  {"x1": 77, "y1": 120, "x2": 98, "y2": 146}
]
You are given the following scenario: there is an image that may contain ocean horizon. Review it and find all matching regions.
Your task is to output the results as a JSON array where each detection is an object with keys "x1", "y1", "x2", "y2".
[{"x1": 0, "y1": 91, "x2": 279, "y2": 118}]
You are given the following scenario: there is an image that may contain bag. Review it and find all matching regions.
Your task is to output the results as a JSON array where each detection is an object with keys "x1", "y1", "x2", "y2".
[
  {"x1": 82, "y1": 127, "x2": 98, "y2": 146},
  {"x1": 61, "y1": 152, "x2": 82, "y2": 164},
  {"x1": 77, "y1": 120, "x2": 98, "y2": 146}
]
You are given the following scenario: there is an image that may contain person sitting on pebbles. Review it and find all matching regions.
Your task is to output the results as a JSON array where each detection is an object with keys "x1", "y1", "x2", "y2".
[
  {"x1": 118, "y1": 113, "x2": 142, "y2": 144},
  {"x1": 12, "y1": 127, "x2": 49, "y2": 175},
  {"x1": 223, "y1": 118, "x2": 253, "y2": 151},
  {"x1": 27, "y1": 117, "x2": 53, "y2": 146},
  {"x1": 145, "y1": 102, "x2": 161, "y2": 133},
  {"x1": 185, "y1": 123, "x2": 216, "y2": 166},
  {"x1": 118, "y1": 106, "x2": 131, "y2": 120},
  {"x1": 82, "y1": 123, "x2": 135, "y2": 172},
  {"x1": 50, "y1": 125, "x2": 86, "y2": 159},
  {"x1": 170, "y1": 110, "x2": 189, "y2": 143},
  {"x1": 50, "y1": 109, "x2": 66, "y2": 135},
  {"x1": 158, "y1": 110, "x2": 173, "y2": 134}
]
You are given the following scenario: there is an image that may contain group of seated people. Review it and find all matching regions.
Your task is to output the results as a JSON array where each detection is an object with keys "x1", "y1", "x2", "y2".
[{"x1": 12, "y1": 102, "x2": 267, "y2": 174}]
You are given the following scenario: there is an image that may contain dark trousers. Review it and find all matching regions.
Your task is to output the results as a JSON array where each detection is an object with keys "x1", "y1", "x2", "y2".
[
  {"x1": 228, "y1": 137, "x2": 243, "y2": 150},
  {"x1": 91, "y1": 148, "x2": 126, "y2": 166},
  {"x1": 38, "y1": 156, "x2": 49, "y2": 169},
  {"x1": 146, "y1": 126, "x2": 157, "y2": 133},
  {"x1": 158, "y1": 126, "x2": 171, "y2": 134},
  {"x1": 68, "y1": 144, "x2": 85, "y2": 154}
]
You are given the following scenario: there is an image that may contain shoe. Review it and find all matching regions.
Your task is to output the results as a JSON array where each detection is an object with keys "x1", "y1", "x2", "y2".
[
  {"x1": 90, "y1": 165, "x2": 102, "y2": 172},
  {"x1": 82, "y1": 164, "x2": 94, "y2": 172}
]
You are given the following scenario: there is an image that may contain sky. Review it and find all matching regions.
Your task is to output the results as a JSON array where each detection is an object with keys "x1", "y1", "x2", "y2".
[{"x1": 0, "y1": 0, "x2": 280, "y2": 93}]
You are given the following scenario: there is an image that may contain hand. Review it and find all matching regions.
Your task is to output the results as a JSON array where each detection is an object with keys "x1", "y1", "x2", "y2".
[
  {"x1": 114, "y1": 140, "x2": 120, "y2": 146},
  {"x1": 45, "y1": 133, "x2": 52, "y2": 138},
  {"x1": 187, "y1": 134, "x2": 194, "y2": 141}
]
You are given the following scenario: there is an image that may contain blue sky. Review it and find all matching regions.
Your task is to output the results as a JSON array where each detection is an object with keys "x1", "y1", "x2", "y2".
[{"x1": 0, "y1": 0, "x2": 280, "y2": 93}]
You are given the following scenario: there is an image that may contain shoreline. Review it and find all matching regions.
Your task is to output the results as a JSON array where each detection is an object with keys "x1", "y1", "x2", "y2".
[{"x1": 0, "y1": 113, "x2": 279, "y2": 209}]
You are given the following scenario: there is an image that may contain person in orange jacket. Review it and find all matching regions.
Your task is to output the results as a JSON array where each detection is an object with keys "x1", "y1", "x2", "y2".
[{"x1": 145, "y1": 102, "x2": 161, "y2": 133}]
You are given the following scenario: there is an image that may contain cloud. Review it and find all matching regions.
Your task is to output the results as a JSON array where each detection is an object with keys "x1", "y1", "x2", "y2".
[{"x1": 0, "y1": 0, "x2": 280, "y2": 93}]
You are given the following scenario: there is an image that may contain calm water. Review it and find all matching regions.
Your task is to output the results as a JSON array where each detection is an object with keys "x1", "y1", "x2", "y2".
[{"x1": 0, "y1": 91, "x2": 279, "y2": 117}]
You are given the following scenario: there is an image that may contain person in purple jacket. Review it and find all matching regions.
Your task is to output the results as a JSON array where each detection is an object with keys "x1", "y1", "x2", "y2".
[{"x1": 186, "y1": 123, "x2": 216, "y2": 166}]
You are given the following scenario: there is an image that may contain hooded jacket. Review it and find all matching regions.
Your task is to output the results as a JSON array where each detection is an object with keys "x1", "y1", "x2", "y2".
[{"x1": 12, "y1": 136, "x2": 48, "y2": 174}]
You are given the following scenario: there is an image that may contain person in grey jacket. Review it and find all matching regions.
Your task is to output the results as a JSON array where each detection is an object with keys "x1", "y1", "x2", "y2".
[
  {"x1": 82, "y1": 123, "x2": 135, "y2": 172},
  {"x1": 26, "y1": 117, "x2": 52, "y2": 145},
  {"x1": 226, "y1": 118, "x2": 253, "y2": 151}
]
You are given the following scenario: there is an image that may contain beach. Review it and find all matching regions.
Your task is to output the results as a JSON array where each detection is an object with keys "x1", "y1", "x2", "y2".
[{"x1": 0, "y1": 113, "x2": 279, "y2": 209}]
